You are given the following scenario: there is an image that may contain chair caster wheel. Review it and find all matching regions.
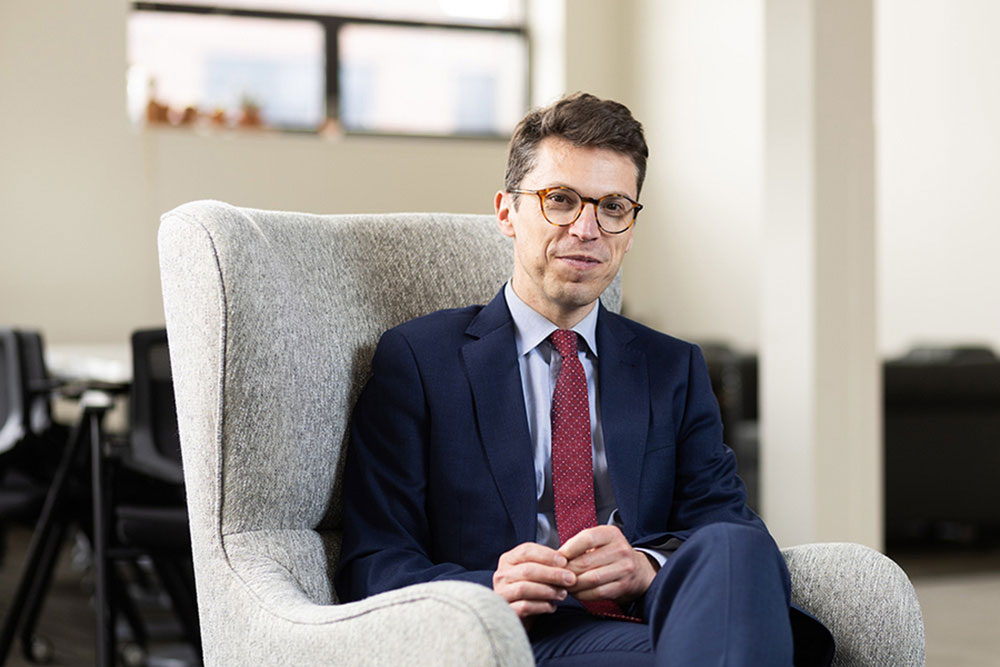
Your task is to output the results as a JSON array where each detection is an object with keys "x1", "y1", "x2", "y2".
[
  {"x1": 26, "y1": 635, "x2": 54, "y2": 663},
  {"x1": 120, "y1": 642, "x2": 146, "y2": 667}
]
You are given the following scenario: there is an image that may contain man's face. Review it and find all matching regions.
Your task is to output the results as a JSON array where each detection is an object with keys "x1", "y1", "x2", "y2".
[{"x1": 496, "y1": 136, "x2": 637, "y2": 328}]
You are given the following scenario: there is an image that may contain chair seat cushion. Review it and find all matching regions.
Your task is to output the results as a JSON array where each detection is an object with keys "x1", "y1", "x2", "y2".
[
  {"x1": 0, "y1": 487, "x2": 45, "y2": 523},
  {"x1": 116, "y1": 505, "x2": 191, "y2": 552}
]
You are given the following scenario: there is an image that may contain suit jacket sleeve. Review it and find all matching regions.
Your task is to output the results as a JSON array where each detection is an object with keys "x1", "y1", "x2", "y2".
[
  {"x1": 659, "y1": 344, "x2": 763, "y2": 542},
  {"x1": 334, "y1": 328, "x2": 493, "y2": 603}
]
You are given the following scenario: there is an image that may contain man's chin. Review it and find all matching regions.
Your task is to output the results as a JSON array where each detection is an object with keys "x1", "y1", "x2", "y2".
[{"x1": 552, "y1": 283, "x2": 605, "y2": 310}]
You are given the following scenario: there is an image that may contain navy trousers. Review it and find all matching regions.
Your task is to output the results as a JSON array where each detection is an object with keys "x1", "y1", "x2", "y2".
[{"x1": 529, "y1": 523, "x2": 795, "y2": 666}]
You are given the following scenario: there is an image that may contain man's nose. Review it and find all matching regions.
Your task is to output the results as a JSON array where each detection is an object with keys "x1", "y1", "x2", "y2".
[{"x1": 569, "y1": 202, "x2": 601, "y2": 240}]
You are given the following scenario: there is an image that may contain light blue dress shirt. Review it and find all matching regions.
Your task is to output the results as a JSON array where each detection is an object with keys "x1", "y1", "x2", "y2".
[{"x1": 504, "y1": 282, "x2": 666, "y2": 567}]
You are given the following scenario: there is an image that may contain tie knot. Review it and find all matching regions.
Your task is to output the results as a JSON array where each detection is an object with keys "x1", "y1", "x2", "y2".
[{"x1": 550, "y1": 329, "x2": 578, "y2": 358}]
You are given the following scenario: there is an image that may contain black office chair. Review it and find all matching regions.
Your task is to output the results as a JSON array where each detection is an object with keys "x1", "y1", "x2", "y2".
[
  {"x1": 0, "y1": 328, "x2": 76, "y2": 663},
  {"x1": 91, "y1": 328, "x2": 201, "y2": 666},
  {"x1": 0, "y1": 330, "x2": 62, "y2": 526},
  {"x1": 0, "y1": 329, "x2": 41, "y2": 538}
]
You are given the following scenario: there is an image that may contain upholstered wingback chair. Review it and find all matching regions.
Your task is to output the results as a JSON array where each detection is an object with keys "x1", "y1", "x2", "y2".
[{"x1": 158, "y1": 201, "x2": 924, "y2": 666}]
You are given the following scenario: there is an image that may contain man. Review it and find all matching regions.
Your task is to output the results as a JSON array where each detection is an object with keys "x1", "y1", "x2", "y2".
[{"x1": 336, "y1": 93, "x2": 833, "y2": 665}]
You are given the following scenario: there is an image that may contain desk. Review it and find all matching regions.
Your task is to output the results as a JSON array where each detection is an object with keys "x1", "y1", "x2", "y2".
[{"x1": 46, "y1": 344, "x2": 130, "y2": 434}]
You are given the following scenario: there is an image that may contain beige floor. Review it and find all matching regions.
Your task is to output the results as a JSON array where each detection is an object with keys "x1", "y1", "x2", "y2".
[
  {"x1": 911, "y1": 573, "x2": 1000, "y2": 667},
  {"x1": 896, "y1": 547, "x2": 1000, "y2": 667}
]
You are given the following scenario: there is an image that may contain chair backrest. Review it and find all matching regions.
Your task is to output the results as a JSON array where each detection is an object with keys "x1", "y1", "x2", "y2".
[
  {"x1": 0, "y1": 329, "x2": 54, "y2": 455},
  {"x1": 159, "y1": 201, "x2": 622, "y2": 540},
  {"x1": 15, "y1": 331, "x2": 53, "y2": 437},
  {"x1": 129, "y1": 328, "x2": 184, "y2": 484},
  {"x1": 0, "y1": 329, "x2": 26, "y2": 455}
]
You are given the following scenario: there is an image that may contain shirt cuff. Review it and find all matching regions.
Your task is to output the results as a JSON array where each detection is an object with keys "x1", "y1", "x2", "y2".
[{"x1": 634, "y1": 547, "x2": 668, "y2": 569}]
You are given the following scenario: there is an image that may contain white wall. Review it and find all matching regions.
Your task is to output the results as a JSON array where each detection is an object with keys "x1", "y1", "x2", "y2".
[
  {"x1": 623, "y1": 0, "x2": 1000, "y2": 360},
  {"x1": 0, "y1": 0, "x2": 508, "y2": 345},
  {"x1": 626, "y1": 0, "x2": 763, "y2": 351},
  {"x1": 4, "y1": 0, "x2": 999, "y2": 359},
  {"x1": 877, "y1": 0, "x2": 1000, "y2": 357}
]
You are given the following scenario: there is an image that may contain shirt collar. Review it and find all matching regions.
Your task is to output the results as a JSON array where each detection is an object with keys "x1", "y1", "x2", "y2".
[{"x1": 504, "y1": 281, "x2": 600, "y2": 358}]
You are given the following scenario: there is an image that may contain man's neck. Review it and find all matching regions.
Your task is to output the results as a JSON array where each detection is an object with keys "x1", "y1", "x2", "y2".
[{"x1": 508, "y1": 279, "x2": 597, "y2": 330}]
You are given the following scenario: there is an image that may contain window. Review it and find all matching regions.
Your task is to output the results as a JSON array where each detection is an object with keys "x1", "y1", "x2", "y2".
[{"x1": 127, "y1": 1, "x2": 529, "y2": 137}]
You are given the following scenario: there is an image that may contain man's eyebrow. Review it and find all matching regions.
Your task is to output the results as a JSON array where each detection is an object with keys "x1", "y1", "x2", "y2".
[{"x1": 543, "y1": 184, "x2": 626, "y2": 196}]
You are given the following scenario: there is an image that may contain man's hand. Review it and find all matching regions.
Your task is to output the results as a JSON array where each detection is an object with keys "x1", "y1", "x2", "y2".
[
  {"x1": 558, "y1": 525, "x2": 658, "y2": 605},
  {"x1": 493, "y1": 542, "x2": 576, "y2": 619}
]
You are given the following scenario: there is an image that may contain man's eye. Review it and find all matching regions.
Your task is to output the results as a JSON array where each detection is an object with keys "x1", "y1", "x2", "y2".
[
  {"x1": 601, "y1": 199, "x2": 628, "y2": 215},
  {"x1": 545, "y1": 192, "x2": 578, "y2": 207}
]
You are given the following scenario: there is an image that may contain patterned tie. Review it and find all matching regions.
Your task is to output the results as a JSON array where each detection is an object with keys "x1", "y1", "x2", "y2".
[{"x1": 549, "y1": 330, "x2": 634, "y2": 620}]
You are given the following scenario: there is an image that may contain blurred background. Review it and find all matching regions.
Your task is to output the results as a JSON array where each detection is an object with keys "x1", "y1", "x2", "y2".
[{"x1": 1, "y1": 0, "x2": 998, "y2": 665}]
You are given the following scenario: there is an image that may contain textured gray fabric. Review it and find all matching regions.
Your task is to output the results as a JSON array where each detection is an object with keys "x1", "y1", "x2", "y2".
[
  {"x1": 783, "y1": 543, "x2": 925, "y2": 666},
  {"x1": 159, "y1": 200, "x2": 922, "y2": 666}
]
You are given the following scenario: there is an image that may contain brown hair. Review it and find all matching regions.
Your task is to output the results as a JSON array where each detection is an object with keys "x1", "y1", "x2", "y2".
[{"x1": 504, "y1": 92, "x2": 648, "y2": 199}]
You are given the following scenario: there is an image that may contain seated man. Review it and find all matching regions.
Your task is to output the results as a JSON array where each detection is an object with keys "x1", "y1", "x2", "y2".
[{"x1": 336, "y1": 92, "x2": 833, "y2": 666}]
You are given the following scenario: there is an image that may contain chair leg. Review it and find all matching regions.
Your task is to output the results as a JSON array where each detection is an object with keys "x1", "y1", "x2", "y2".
[
  {"x1": 152, "y1": 555, "x2": 203, "y2": 660},
  {"x1": 110, "y1": 559, "x2": 150, "y2": 649},
  {"x1": 17, "y1": 517, "x2": 69, "y2": 661},
  {"x1": 0, "y1": 419, "x2": 87, "y2": 664},
  {"x1": 90, "y1": 408, "x2": 115, "y2": 667}
]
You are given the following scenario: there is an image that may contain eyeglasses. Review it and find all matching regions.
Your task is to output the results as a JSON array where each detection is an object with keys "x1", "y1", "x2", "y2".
[{"x1": 510, "y1": 186, "x2": 642, "y2": 234}]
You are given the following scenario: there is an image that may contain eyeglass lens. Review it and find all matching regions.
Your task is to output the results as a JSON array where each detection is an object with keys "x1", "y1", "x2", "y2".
[{"x1": 541, "y1": 188, "x2": 635, "y2": 232}]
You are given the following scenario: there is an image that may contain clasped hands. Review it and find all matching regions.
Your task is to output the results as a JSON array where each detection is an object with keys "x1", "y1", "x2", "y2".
[{"x1": 492, "y1": 525, "x2": 658, "y2": 619}]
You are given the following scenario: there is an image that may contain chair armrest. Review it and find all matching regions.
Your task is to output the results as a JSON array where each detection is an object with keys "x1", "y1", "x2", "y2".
[
  {"x1": 227, "y1": 578, "x2": 532, "y2": 666},
  {"x1": 202, "y1": 529, "x2": 533, "y2": 666},
  {"x1": 782, "y1": 543, "x2": 925, "y2": 667}
]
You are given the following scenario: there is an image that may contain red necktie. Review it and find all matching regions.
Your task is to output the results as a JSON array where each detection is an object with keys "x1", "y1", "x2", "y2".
[{"x1": 550, "y1": 330, "x2": 634, "y2": 620}]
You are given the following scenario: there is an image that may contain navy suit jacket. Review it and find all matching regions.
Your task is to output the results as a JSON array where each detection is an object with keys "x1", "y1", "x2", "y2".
[{"x1": 335, "y1": 289, "x2": 833, "y2": 664}]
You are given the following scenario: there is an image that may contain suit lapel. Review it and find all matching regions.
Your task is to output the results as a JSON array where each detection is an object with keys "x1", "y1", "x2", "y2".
[
  {"x1": 597, "y1": 305, "x2": 649, "y2": 540},
  {"x1": 462, "y1": 290, "x2": 537, "y2": 545}
]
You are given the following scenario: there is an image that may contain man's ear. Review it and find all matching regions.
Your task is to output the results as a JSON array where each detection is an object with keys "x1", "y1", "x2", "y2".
[{"x1": 495, "y1": 190, "x2": 515, "y2": 239}]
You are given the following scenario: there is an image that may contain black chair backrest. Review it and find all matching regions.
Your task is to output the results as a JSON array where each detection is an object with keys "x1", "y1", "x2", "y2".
[
  {"x1": 15, "y1": 331, "x2": 53, "y2": 437},
  {"x1": 0, "y1": 329, "x2": 26, "y2": 455},
  {"x1": 129, "y1": 329, "x2": 184, "y2": 484}
]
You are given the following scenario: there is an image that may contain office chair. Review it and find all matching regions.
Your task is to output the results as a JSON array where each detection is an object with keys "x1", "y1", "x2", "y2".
[
  {"x1": 1, "y1": 329, "x2": 43, "y2": 566},
  {"x1": 90, "y1": 328, "x2": 200, "y2": 666},
  {"x1": 0, "y1": 328, "x2": 75, "y2": 663},
  {"x1": 0, "y1": 330, "x2": 39, "y2": 524}
]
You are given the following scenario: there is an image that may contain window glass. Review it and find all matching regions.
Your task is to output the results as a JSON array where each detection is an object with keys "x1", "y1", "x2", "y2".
[
  {"x1": 339, "y1": 23, "x2": 527, "y2": 136},
  {"x1": 147, "y1": 0, "x2": 524, "y2": 26},
  {"x1": 127, "y1": 11, "x2": 326, "y2": 130},
  {"x1": 127, "y1": 1, "x2": 528, "y2": 135}
]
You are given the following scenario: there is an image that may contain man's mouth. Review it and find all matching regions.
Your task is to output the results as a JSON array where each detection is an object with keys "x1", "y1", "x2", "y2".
[{"x1": 557, "y1": 254, "x2": 602, "y2": 269}]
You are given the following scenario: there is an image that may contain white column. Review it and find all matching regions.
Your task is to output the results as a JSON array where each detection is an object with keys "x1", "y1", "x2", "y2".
[{"x1": 761, "y1": 0, "x2": 881, "y2": 549}]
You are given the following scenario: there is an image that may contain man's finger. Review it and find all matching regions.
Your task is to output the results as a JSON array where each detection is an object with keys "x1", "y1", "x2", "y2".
[
  {"x1": 567, "y1": 561, "x2": 626, "y2": 594},
  {"x1": 502, "y1": 542, "x2": 568, "y2": 567},
  {"x1": 498, "y1": 580, "x2": 568, "y2": 603},
  {"x1": 567, "y1": 549, "x2": 656, "y2": 604},
  {"x1": 564, "y1": 538, "x2": 634, "y2": 574},
  {"x1": 510, "y1": 600, "x2": 558, "y2": 618},
  {"x1": 507, "y1": 562, "x2": 576, "y2": 587},
  {"x1": 558, "y1": 525, "x2": 617, "y2": 560}
]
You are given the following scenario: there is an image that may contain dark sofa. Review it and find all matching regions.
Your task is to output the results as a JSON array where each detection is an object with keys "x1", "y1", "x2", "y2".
[{"x1": 702, "y1": 344, "x2": 1000, "y2": 546}]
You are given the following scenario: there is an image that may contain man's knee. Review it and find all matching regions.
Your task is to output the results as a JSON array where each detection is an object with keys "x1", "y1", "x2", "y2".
[
  {"x1": 684, "y1": 522, "x2": 779, "y2": 556},
  {"x1": 668, "y1": 523, "x2": 788, "y2": 587}
]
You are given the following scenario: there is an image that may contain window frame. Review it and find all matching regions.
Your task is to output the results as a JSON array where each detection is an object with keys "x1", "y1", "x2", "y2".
[{"x1": 131, "y1": 1, "x2": 532, "y2": 139}]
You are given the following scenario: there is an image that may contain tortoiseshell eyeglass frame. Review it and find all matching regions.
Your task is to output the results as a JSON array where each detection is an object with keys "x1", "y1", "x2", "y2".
[{"x1": 510, "y1": 186, "x2": 642, "y2": 234}]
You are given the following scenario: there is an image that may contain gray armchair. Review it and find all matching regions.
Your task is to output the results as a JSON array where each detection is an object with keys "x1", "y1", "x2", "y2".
[{"x1": 158, "y1": 201, "x2": 924, "y2": 666}]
